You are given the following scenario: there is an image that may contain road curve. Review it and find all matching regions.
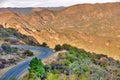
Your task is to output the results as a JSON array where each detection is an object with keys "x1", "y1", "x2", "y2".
[{"x1": 0, "y1": 45, "x2": 53, "y2": 80}]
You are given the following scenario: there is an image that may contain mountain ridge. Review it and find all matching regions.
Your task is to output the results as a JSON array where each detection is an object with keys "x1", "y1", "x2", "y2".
[{"x1": 0, "y1": 2, "x2": 120, "y2": 59}]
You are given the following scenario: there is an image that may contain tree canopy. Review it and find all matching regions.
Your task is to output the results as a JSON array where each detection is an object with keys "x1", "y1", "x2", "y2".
[{"x1": 28, "y1": 57, "x2": 45, "y2": 79}]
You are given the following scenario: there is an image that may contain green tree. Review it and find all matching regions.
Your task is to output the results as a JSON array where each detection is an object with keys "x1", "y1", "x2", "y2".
[{"x1": 28, "y1": 57, "x2": 45, "y2": 79}]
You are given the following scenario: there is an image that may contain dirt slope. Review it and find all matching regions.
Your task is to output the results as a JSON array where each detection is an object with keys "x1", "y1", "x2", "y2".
[{"x1": 0, "y1": 2, "x2": 120, "y2": 59}]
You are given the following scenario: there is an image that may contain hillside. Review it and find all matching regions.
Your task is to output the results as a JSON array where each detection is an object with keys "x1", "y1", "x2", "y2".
[
  {"x1": 0, "y1": 25, "x2": 42, "y2": 77},
  {"x1": 0, "y1": 2, "x2": 120, "y2": 59},
  {"x1": 23, "y1": 44, "x2": 120, "y2": 80}
]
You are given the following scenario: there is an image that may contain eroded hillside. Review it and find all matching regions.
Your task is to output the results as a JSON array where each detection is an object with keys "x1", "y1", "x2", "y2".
[{"x1": 0, "y1": 2, "x2": 120, "y2": 59}]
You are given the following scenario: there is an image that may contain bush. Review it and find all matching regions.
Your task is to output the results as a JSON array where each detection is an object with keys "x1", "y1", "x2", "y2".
[
  {"x1": 62, "y1": 44, "x2": 72, "y2": 50},
  {"x1": 0, "y1": 64, "x2": 5, "y2": 69},
  {"x1": 22, "y1": 50, "x2": 34, "y2": 56},
  {"x1": 46, "y1": 72, "x2": 61, "y2": 80},
  {"x1": 11, "y1": 47, "x2": 18, "y2": 53},
  {"x1": 41, "y1": 42, "x2": 48, "y2": 47},
  {"x1": 6, "y1": 28, "x2": 17, "y2": 35},
  {"x1": 1, "y1": 43, "x2": 11, "y2": 53},
  {"x1": 54, "y1": 44, "x2": 62, "y2": 51},
  {"x1": 9, "y1": 37, "x2": 19, "y2": 44},
  {"x1": 2, "y1": 32, "x2": 9, "y2": 38},
  {"x1": 44, "y1": 65, "x2": 51, "y2": 72}
]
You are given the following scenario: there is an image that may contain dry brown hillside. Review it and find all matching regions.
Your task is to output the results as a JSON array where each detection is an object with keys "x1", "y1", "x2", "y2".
[{"x1": 0, "y1": 2, "x2": 120, "y2": 59}]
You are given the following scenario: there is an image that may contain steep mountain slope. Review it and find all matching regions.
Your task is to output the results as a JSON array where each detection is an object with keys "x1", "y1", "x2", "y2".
[{"x1": 0, "y1": 2, "x2": 120, "y2": 59}]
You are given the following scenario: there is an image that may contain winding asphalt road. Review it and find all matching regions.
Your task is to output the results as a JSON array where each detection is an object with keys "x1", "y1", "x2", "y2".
[{"x1": 0, "y1": 45, "x2": 53, "y2": 80}]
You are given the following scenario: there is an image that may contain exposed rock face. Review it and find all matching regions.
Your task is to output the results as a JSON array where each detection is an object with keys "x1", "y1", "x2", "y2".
[{"x1": 0, "y1": 2, "x2": 120, "y2": 59}]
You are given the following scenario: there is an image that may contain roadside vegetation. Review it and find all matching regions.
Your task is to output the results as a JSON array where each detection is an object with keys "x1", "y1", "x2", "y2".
[
  {"x1": 0, "y1": 25, "x2": 38, "y2": 70},
  {"x1": 23, "y1": 44, "x2": 120, "y2": 80},
  {"x1": 0, "y1": 24, "x2": 49, "y2": 70},
  {"x1": 0, "y1": 43, "x2": 35, "y2": 69},
  {"x1": 0, "y1": 24, "x2": 119, "y2": 80}
]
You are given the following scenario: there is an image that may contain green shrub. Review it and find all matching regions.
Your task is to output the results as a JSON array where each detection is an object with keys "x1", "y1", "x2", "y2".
[
  {"x1": 41, "y1": 42, "x2": 48, "y2": 47},
  {"x1": 22, "y1": 50, "x2": 34, "y2": 56},
  {"x1": 62, "y1": 44, "x2": 72, "y2": 50},
  {"x1": 6, "y1": 28, "x2": 17, "y2": 34},
  {"x1": 28, "y1": 57, "x2": 45, "y2": 79},
  {"x1": 1, "y1": 43, "x2": 11, "y2": 53},
  {"x1": 55, "y1": 44, "x2": 62, "y2": 51},
  {"x1": 46, "y1": 72, "x2": 61, "y2": 80},
  {"x1": 44, "y1": 65, "x2": 51, "y2": 72}
]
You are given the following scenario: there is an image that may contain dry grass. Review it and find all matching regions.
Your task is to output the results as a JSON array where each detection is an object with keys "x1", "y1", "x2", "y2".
[{"x1": 0, "y1": 2, "x2": 120, "y2": 60}]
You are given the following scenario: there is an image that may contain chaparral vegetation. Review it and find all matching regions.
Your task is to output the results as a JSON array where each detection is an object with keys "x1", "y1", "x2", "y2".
[{"x1": 23, "y1": 44, "x2": 120, "y2": 80}]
